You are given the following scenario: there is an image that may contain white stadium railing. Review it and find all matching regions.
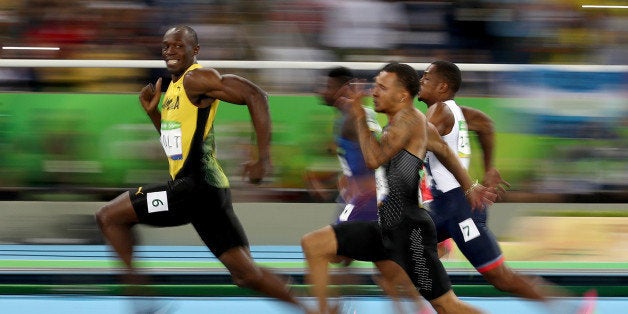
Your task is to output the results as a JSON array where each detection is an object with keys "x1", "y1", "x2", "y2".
[{"x1": 0, "y1": 59, "x2": 626, "y2": 72}]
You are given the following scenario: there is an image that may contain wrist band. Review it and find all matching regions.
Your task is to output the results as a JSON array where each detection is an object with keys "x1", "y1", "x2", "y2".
[{"x1": 465, "y1": 180, "x2": 479, "y2": 196}]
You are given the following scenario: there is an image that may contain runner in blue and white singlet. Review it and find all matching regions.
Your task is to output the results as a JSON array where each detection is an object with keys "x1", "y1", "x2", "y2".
[{"x1": 336, "y1": 107, "x2": 383, "y2": 222}]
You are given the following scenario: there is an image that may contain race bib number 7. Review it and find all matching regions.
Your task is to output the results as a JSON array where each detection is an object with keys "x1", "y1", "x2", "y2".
[{"x1": 458, "y1": 218, "x2": 480, "y2": 242}]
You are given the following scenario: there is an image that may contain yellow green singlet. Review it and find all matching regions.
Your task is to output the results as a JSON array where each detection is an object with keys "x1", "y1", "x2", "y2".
[{"x1": 159, "y1": 64, "x2": 229, "y2": 188}]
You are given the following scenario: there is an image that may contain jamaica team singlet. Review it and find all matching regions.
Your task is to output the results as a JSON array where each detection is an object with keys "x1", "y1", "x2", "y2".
[{"x1": 159, "y1": 63, "x2": 229, "y2": 188}]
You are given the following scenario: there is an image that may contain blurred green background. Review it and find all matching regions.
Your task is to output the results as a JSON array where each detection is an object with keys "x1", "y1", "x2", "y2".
[{"x1": 1, "y1": 93, "x2": 625, "y2": 200}]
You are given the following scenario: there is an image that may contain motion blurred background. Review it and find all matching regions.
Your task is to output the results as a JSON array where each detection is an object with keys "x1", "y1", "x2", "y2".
[{"x1": 0, "y1": 0, "x2": 626, "y2": 260}]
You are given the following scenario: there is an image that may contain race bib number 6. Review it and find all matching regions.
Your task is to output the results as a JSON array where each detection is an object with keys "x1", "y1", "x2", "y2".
[{"x1": 147, "y1": 191, "x2": 169, "y2": 213}]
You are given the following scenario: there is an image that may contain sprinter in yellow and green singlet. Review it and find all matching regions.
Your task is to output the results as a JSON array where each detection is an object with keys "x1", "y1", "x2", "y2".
[{"x1": 95, "y1": 25, "x2": 313, "y2": 314}]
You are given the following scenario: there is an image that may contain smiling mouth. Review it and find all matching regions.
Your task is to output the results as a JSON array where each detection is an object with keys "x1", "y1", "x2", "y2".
[{"x1": 166, "y1": 59, "x2": 179, "y2": 66}]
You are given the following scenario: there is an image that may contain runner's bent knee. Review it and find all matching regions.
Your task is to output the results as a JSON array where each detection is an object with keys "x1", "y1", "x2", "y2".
[
  {"x1": 301, "y1": 226, "x2": 337, "y2": 258},
  {"x1": 95, "y1": 193, "x2": 137, "y2": 226}
]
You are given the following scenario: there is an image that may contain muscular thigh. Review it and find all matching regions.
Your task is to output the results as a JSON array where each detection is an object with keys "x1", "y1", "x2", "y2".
[
  {"x1": 382, "y1": 208, "x2": 451, "y2": 301},
  {"x1": 191, "y1": 187, "x2": 249, "y2": 258},
  {"x1": 438, "y1": 188, "x2": 503, "y2": 271}
]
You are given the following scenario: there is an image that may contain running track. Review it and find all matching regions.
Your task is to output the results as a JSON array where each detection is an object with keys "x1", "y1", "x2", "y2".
[{"x1": 0, "y1": 245, "x2": 626, "y2": 313}]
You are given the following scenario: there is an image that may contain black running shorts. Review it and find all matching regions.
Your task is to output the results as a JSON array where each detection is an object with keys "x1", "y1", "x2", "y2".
[{"x1": 129, "y1": 177, "x2": 248, "y2": 257}]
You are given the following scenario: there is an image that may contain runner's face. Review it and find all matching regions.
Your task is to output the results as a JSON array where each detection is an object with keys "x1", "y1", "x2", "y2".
[
  {"x1": 161, "y1": 29, "x2": 198, "y2": 77},
  {"x1": 372, "y1": 71, "x2": 402, "y2": 113},
  {"x1": 318, "y1": 77, "x2": 344, "y2": 107},
  {"x1": 418, "y1": 65, "x2": 439, "y2": 104}
]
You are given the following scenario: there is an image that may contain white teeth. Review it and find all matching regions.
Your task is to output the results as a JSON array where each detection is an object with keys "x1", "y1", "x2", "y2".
[{"x1": 166, "y1": 60, "x2": 178, "y2": 65}]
